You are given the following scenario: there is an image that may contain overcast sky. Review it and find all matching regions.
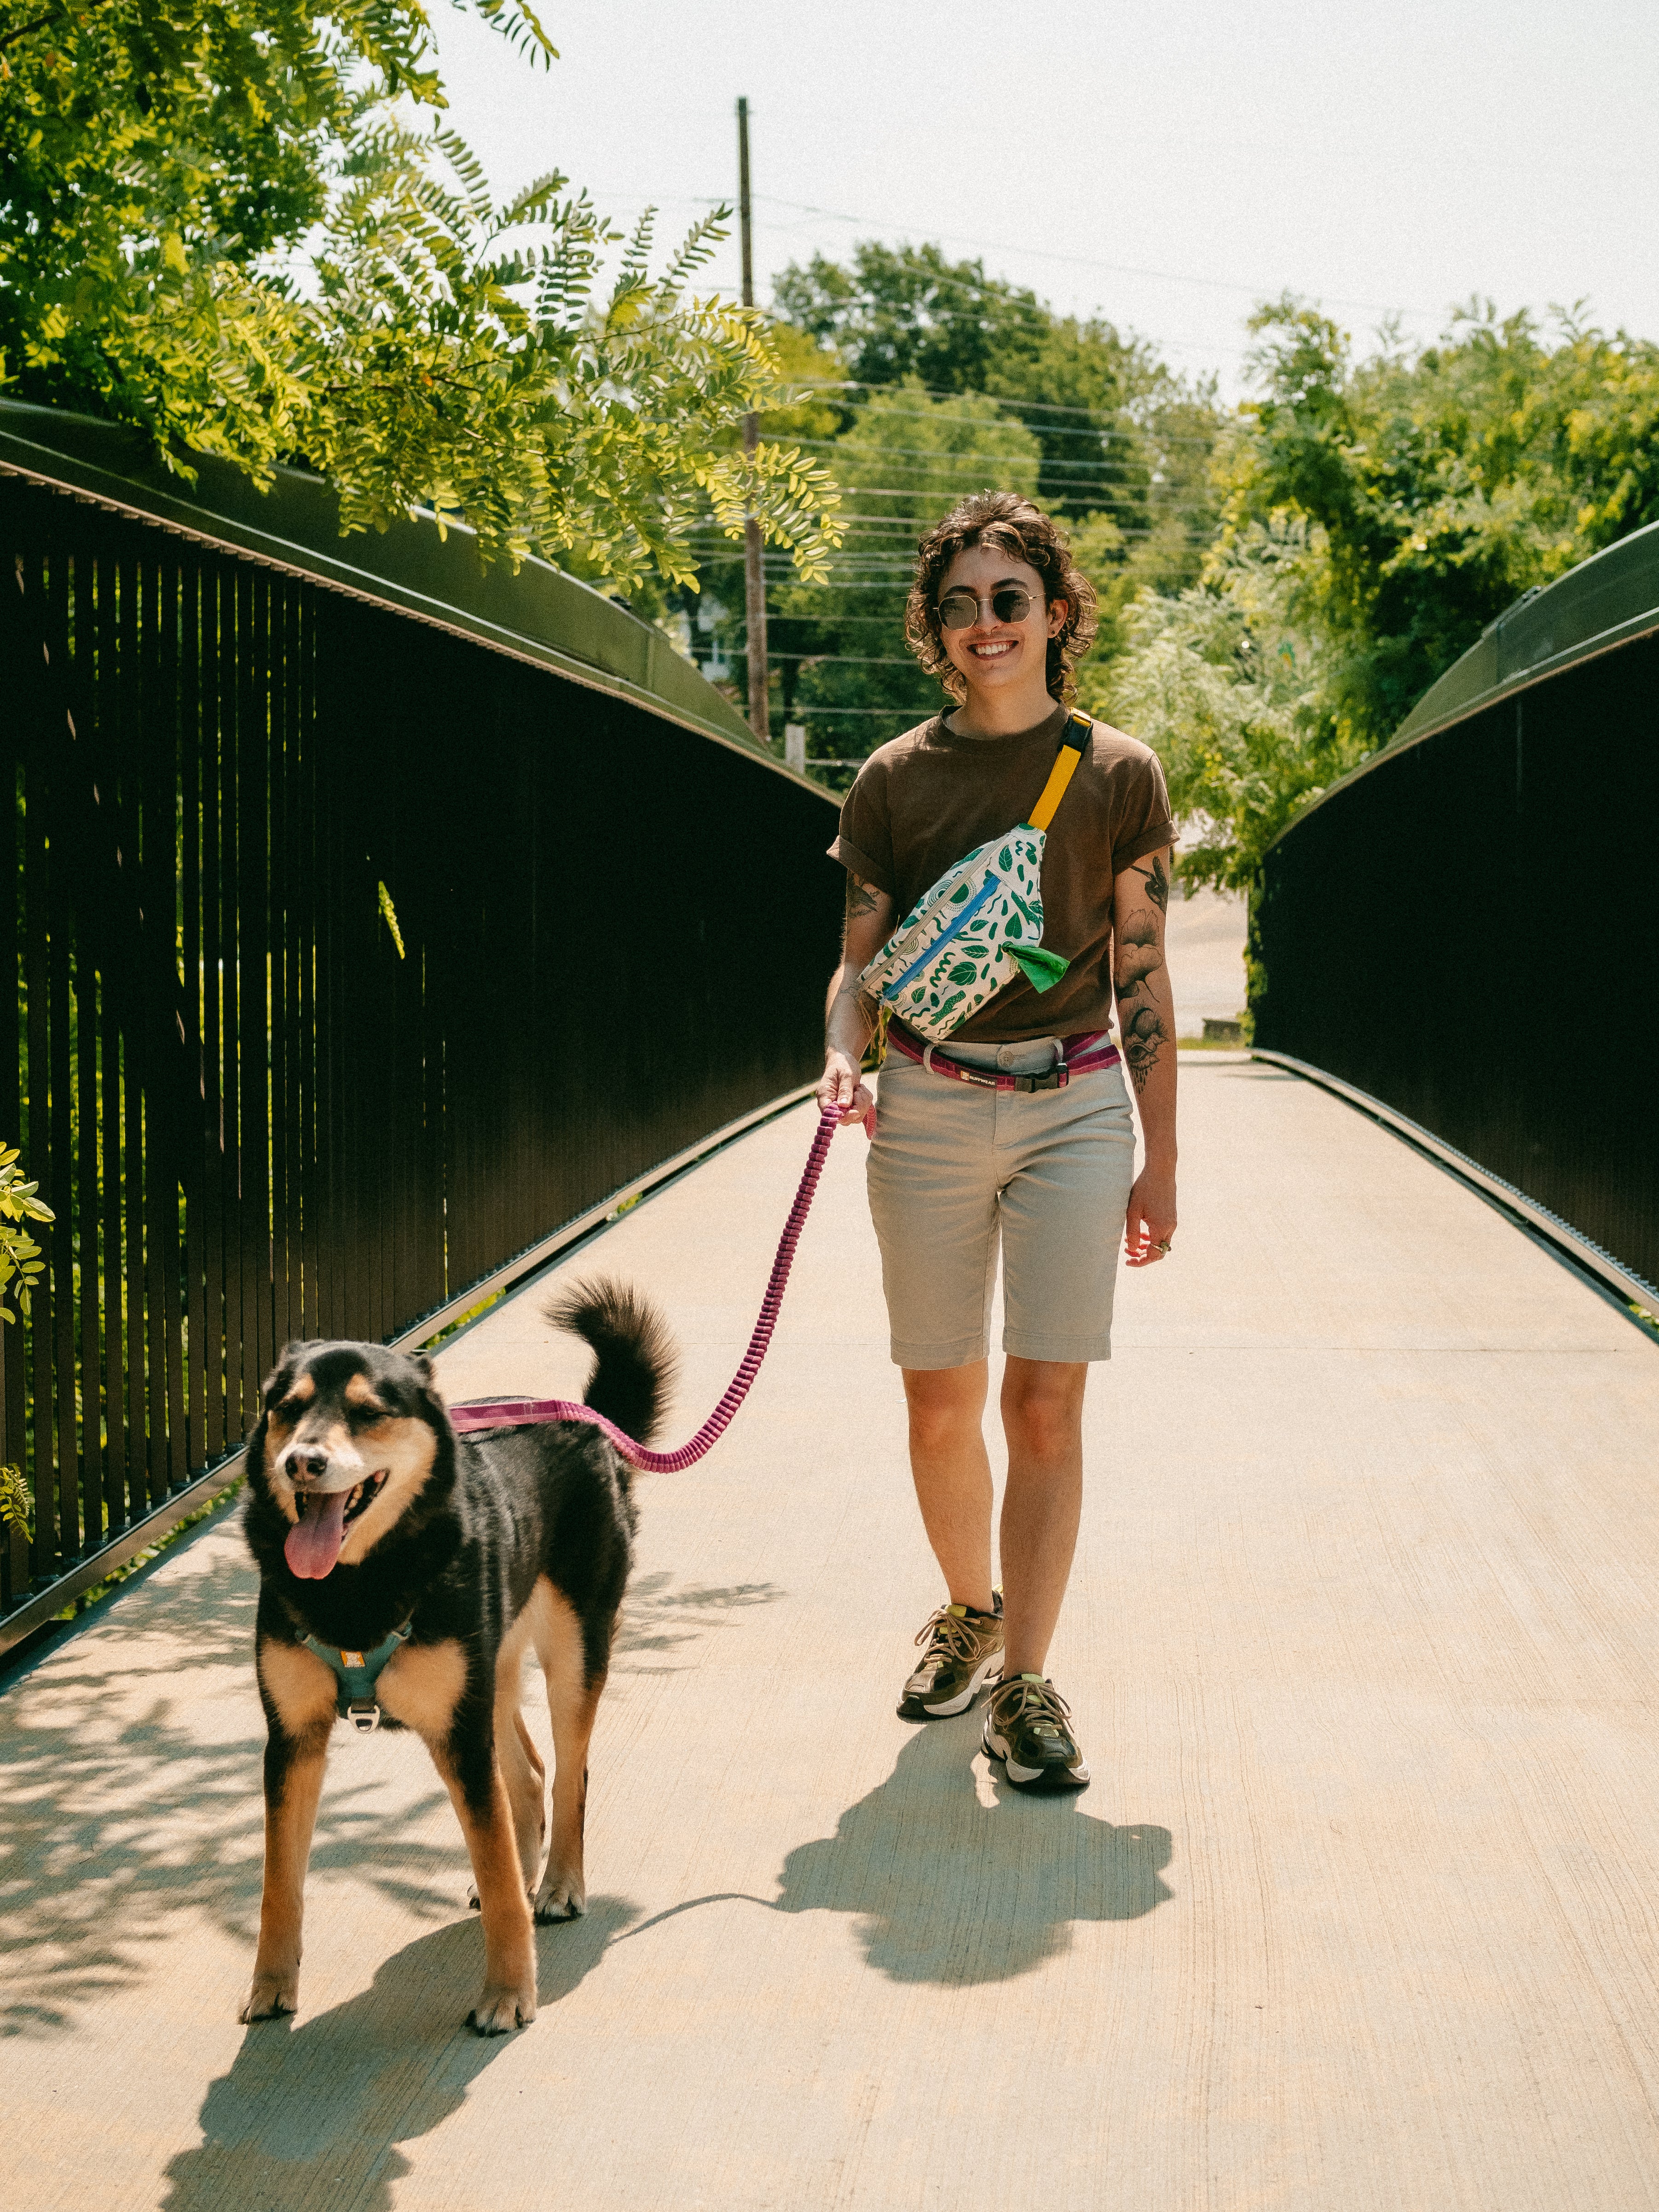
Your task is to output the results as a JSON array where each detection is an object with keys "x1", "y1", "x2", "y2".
[{"x1": 433, "y1": 0, "x2": 1657, "y2": 397}]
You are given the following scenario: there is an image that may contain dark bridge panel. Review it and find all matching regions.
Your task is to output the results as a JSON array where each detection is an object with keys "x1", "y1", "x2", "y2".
[
  {"x1": 1255, "y1": 629, "x2": 1659, "y2": 1296},
  {"x1": 0, "y1": 460, "x2": 840, "y2": 1627}
]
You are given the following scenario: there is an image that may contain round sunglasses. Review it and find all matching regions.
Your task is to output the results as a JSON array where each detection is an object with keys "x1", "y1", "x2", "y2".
[{"x1": 937, "y1": 585, "x2": 1037, "y2": 630}]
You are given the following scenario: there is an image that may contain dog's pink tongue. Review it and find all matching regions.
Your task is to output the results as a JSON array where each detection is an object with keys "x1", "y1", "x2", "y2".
[{"x1": 285, "y1": 1490, "x2": 349, "y2": 1579}]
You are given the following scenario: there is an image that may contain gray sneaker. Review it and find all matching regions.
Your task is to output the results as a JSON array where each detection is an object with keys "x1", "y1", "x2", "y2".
[
  {"x1": 982, "y1": 1673, "x2": 1090, "y2": 1790},
  {"x1": 898, "y1": 1600, "x2": 1005, "y2": 1719}
]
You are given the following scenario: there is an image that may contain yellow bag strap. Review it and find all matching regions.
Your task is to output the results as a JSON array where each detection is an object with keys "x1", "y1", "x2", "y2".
[{"x1": 1026, "y1": 710, "x2": 1093, "y2": 834}]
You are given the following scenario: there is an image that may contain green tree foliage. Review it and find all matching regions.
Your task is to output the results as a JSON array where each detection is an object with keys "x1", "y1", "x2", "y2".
[
  {"x1": 0, "y1": 1142, "x2": 51, "y2": 1324},
  {"x1": 763, "y1": 243, "x2": 1223, "y2": 772},
  {"x1": 772, "y1": 384, "x2": 1042, "y2": 774},
  {"x1": 1100, "y1": 298, "x2": 1659, "y2": 898},
  {"x1": 1223, "y1": 297, "x2": 1659, "y2": 752},
  {"x1": 775, "y1": 241, "x2": 1220, "y2": 556},
  {"x1": 0, "y1": 0, "x2": 840, "y2": 585},
  {"x1": 775, "y1": 243, "x2": 1049, "y2": 402},
  {"x1": 1083, "y1": 519, "x2": 1359, "y2": 893},
  {"x1": 667, "y1": 320, "x2": 844, "y2": 671}
]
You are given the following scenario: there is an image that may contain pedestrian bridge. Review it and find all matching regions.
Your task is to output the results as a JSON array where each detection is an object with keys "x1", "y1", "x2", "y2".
[{"x1": 7, "y1": 1057, "x2": 1657, "y2": 2212}]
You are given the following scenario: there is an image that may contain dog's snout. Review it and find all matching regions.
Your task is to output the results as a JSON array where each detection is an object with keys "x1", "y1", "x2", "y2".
[{"x1": 289, "y1": 1447, "x2": 329, "y2": 1479}]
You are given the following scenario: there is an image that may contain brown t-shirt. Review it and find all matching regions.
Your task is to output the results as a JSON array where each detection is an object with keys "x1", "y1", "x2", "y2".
[{"x1": 828, "y1": 704, "x2": 1174, "y2": 1043}]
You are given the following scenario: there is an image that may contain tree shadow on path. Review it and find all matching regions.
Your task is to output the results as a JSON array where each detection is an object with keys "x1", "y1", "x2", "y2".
[
  {"x1": 775, "y1": 1720, "x2": 1173, "y2": 1985},
  {"x1": 0, "y1": 1522, "x2": 467, "y2": 2039},
  {"x1": 162, "y1": 1898, "x2": 638, "y2": 2212}
]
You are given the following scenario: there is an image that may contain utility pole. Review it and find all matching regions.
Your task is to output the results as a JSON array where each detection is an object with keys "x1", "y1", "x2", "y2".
[{"x1": 737, "y1": 95, "x2": 769, "y2": 744}]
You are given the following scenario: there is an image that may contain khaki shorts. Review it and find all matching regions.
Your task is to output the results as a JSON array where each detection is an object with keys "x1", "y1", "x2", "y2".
[{"x1": 866, "y1": 1038, "x2": 1137, "y2": 1370}]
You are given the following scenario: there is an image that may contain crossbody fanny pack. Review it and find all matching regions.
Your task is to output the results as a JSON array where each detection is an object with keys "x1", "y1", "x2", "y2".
[{"x1": 856, "y1": 710, "x2": 1093, "y2": 1048}]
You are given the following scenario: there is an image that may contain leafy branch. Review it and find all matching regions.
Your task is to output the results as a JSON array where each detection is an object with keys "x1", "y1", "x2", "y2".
[
  {"x1": 0, "y1": 1462, "x2": 30, "y2": 1541},
  {"x1": 0, "y1": 0, "x2": 841, "y2": 589},
  {"x1": 0, "y1": 1143, "x2": 52, "y2": 1324}
]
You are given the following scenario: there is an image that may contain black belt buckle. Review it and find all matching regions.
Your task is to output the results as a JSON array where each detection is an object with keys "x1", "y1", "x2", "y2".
[{"x1": 1013, "y1": 1067, "x2": 1067, "y2": 1093}]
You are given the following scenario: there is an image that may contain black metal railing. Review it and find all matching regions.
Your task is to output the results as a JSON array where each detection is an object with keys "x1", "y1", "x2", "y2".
[
  {"x1": 1, "y1": 451, "x2": 841, "y2": 1629},
  {"x1": 1254, "y1": 606, "x2": 1659, "y2": 1301}
]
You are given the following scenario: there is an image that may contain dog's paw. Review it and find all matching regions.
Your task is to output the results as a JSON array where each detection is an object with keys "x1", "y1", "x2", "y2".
[
  {"x1": 533, "y1": 1870, "x2": 586, "y2": 1923},
  {"x1": 239, "y1": 1971, "x2": 299, "y2": 2023},
  {"x1": 467, "y1": 1981, "x2": 537, "y2": 2035}
]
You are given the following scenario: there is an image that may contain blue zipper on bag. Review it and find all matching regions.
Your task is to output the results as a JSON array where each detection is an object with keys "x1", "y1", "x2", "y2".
[{"x1": 883, "y1": 873, "x2": 1002, "y2": 1000}]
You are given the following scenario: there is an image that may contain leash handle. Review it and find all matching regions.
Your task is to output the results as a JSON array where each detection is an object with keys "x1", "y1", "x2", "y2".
[{"x1": 450, "y1": 1104, "x2": 843, "y2": 1473}]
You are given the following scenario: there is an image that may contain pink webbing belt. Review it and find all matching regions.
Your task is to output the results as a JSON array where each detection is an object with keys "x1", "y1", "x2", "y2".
[
  {"x1": 448, "y1": 1103, "x2": 842, "y2": 1473},
  {"x1": 886, "y1": 1018, "x2": 1121, "y2": 1093}
]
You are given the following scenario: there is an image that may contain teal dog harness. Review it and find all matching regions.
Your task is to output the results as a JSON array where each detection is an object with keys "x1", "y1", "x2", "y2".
[{"x1": 301, "y1": 1620, "x2": 413, "y2": 1731}]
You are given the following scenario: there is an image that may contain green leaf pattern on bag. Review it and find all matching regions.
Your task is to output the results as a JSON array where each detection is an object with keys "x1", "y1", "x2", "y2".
[{"x1": 856, "y1": 822, "x2": 1072, "y2": 1045}]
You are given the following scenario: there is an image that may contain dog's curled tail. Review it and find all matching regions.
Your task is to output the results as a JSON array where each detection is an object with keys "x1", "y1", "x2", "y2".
[{"x1": 543, "y1": 1279, "x2": 678, "y2": 1447}]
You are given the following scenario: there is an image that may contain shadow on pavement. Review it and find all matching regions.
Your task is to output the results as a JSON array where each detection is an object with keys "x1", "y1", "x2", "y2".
[
  {"x1": 0, "y1": 1527, "x2": 462, "y2": 2038},
  {"x1": 162, "y1": 1899, "x2": 638, "y2": 2212},
  {"x1": 613, "y1": 1570, "x2": 786, "y2": 1676},
  {"x1": 0, "y1": 1534, "x2": 776, "y2": 2037},
  {"x1": 775, "y1": 1720, "x2": 1173, "y2": 1984},
  {"x1": 613, "y1": 1721, "x2": 1173, "y2": 1987}
]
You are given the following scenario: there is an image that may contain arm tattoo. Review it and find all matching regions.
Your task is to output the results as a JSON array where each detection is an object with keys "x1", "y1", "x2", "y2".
[
  {"x1": 1120, "y1": 1003, "x2": 1169, "y2": 1093},
  {"x1": 1114, "y1": 909, "x2": 1169, "y2": 1094},
  {"x1": 1129, "y1": 854, "x2": 1170, "y2": 915},
  {"x1": 845, "y1": 874, "x2": 879, "y2": 921}
]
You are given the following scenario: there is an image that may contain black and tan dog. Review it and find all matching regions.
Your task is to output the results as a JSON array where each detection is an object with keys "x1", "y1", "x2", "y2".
[{"x1": 239, "y1": 1280, "x2": 674, "y2": 2036}]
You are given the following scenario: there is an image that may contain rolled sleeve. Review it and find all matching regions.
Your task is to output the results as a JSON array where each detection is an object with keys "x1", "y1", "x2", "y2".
[
  {"x1": 1110, "y1": 752, "x2": 1176, "y2": 873},
  {"x1": 1111, "y1": 816, "x2": 1176, "y2": 873},
  {"x1": 827, "y1": 830, "x2": 893, "y2": 895},
  {"x1": 830, "y1": 761, "x2": 896, "y2": 896}
]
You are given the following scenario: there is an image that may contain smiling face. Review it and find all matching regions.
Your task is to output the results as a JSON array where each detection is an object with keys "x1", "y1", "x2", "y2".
[
  {"x1": 260, "y1": 1343, "x2": 440, "y2": 1581},
  {"x1": 936, "y1": 544, "x2": 1068, "y2": 718}
]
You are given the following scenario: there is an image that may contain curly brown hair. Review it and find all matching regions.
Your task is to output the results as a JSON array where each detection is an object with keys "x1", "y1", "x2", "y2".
[{"x1": 905, "y1": 491, "x2": 1098, "y2": 707}]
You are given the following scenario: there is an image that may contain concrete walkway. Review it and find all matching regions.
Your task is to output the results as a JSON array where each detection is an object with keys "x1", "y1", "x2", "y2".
[{"x1": 6, "y1": 1062, "x2": 1659, "y2": 2211}]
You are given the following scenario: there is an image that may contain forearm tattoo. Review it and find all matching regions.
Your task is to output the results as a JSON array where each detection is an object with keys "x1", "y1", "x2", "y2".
[
  {"x1": 1114, "y1": 908, "x2": 1170, "y2": 1094},
  {"x1": 1130, "y1": 854, "x2": 1170, "y2": 915}
]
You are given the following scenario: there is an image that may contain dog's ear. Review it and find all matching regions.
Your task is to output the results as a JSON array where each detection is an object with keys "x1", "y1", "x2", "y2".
[
  {"x1": 261, "y1": 1343, "x2": 311, "y2": 1411},
  {"x1": 405, "y1": 1349, "x2": 451, "y2": 1431}
]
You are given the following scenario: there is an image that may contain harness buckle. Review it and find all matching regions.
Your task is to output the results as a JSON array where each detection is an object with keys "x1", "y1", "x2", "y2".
[
  {"x1": 1014, "y1": 1068, "x2": 1067, "y2": 1092},
  {"x1": 346, "y1": 1701, "x2": 382, "y2": 1733}
]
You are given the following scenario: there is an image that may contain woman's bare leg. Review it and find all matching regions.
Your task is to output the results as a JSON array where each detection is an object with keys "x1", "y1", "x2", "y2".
[
  {"x1": 998, "y1": 1356, "x2": 1088, "y2": 1678},
  {"x1": 902, "y1": 1361, "x2": 995, "y2": 1615}
]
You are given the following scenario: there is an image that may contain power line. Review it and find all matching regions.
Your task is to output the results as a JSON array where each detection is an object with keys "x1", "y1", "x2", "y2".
[
  {"x1": 557, "y1": 181, "x2": 1432, "y2": 333},
  {"x1": 775, "y1": 387, "x2": 1226, "y2": 448},
  {"x1": 784, "y1": 376, "x2": 1197, "y2": 426},
  {"x1": 751, "y1": 193, "x2": 1439, "y2": 320},
  {"x1": 760, "y1": 500, "x2": 1217, "y2": 527},
  {"x1": 779, "y1": 444, "x2": 1214, "y2": 483},
  {"x1": 782, "y1": 437, "x2": 1214, "y2": 481},
  {"x1": 690, "y1": 505, "x2": 1217, "y2": 538},
  {"x1": 750, "y1": 220, "x2": 1258, "y2": 361}
]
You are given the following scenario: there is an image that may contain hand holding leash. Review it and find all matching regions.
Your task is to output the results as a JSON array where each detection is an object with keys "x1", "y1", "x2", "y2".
[{"x1": 816, "y1": 1049, "x2": 876, "y2": 1138}]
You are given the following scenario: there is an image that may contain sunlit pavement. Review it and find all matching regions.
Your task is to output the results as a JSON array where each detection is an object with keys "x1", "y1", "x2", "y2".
[{"x1": 6, "y1": 1062, "x2": 1659, "y2": 2212}]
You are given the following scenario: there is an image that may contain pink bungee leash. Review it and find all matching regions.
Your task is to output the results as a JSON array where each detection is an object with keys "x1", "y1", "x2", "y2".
[{"x1": 447, "y1": 1102, "x2": 844, "y2": 1472}]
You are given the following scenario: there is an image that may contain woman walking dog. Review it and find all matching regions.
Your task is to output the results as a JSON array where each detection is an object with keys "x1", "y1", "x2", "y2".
[{"x1": 818, "y1": 491, "x2": 1177, "y2": 1792}]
